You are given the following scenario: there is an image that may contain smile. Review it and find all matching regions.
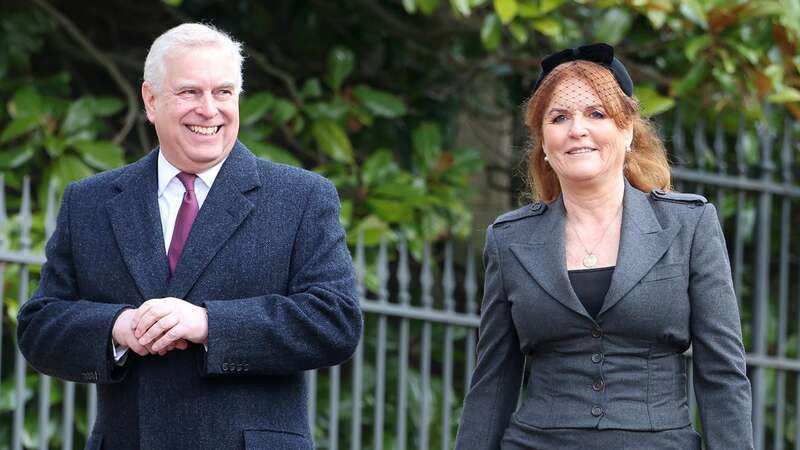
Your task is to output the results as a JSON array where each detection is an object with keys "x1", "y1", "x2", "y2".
[
  {"x1": 566, "y1": 147, "x2": 596, "y2": 155},
  {"x1": 187, "y1": 125, "x2": 221, "y2": 136}
]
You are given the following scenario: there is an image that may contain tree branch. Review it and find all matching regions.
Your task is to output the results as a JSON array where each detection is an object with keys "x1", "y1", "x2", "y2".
[
  {"x1": 246, "y1": 49, "x2": 303, "y2": 106},
  {"x1": 279, "y1": 125, "x2": 317, "y2": 160},
  {"x1": 624, "y1": 60, "x2": 674, "y2": 89},
  {"x1": 32, "y1": 0, "x2": 139, "y2": 145},
  {"x1": 136, "y1": 113, "x2": 153, "y2": 155},
  {"x1": 52, "y1": 38, "x2": 143, "y2": 74}
]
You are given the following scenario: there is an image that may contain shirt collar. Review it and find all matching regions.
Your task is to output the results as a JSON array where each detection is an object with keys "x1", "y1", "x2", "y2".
[{"x1": 157, "y1": 150, "x2": 227, "y2": 196}]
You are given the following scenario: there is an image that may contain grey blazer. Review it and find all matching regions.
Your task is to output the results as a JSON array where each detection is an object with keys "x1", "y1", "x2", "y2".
[
  {"x1": 455, "y1": 181, "x2": 753, "y2": 450},
  {"x1": 17, "y1": 142, "x2": 362, "y2": 450}
]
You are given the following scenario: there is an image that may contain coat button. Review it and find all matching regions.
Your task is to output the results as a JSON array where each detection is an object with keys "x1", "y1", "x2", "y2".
[
  {"x1": 591, "y1": 406, "x2": 604, "y2": 417},
  {"x1": 591, "y1": 327, "x2": 602, "y2": 338},
  {"x1": 592, "y1": 380, "x2": 604, "y2": 391},
  {"x1": 591, "y1": 353, "x2": 603, "y2": 363},
  {"x1": 222, "y1": 363, "x2": 229, "y2": 372}
]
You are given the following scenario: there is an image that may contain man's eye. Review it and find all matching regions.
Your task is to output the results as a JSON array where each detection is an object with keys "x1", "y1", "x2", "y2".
[{"x1": 179, "y1": 89, "x2": 197, "y2": 96}]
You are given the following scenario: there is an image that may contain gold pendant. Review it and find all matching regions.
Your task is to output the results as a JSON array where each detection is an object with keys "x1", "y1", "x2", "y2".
[{"x1": 583, "y1": 254, "x2": 598, "y2": 268}]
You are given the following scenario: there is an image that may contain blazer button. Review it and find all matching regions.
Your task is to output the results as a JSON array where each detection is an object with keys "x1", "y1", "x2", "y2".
[
  {"x1": 592, "y1": 380, "x2": 604, "y2": 391},
  {"x1": 591, "y1": 327, "x2": 602, "y2": 338},
  {"x1": 591, "y1": 353, "x2": 603, "y2": 363},
  {"x1": 591, "y1": 406, "x2": 604, "y2": 417},
  {"x1": 222, "y1": 363, "x2": 229, "y2": 372}
]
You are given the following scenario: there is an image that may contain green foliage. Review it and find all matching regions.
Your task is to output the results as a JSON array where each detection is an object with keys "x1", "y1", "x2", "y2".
[
  {"x1": 403, "y1": 0, "x2": 800, "y2": 120},
  {"x1": 480, "y1": 14, "x2": 503, "y2": 50},
  {"x1": 1, "y1": 73, "x2": 123, "y2": 197},
  {"x1": 325, "y1": 47, "x2": 355, "y2": 92},
  {"x1": 235, "y1": 44, "x2": 483, "y2": 254},
  {"x1": 634, "y1": 85, "x2": 676, "y2": 117},
  {"x1": 3, "y1": 84, "x2": 123, "y2": 194}
]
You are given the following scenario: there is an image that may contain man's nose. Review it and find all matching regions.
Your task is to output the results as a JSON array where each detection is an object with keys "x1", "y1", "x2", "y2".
[{"x1": 195, "y1": 92, "x2": 219, "y2": 117}]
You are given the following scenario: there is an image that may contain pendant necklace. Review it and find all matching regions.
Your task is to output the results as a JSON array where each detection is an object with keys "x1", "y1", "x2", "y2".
[{"x1": 569, "y1": 203, "x2": 623, "y2": 269}]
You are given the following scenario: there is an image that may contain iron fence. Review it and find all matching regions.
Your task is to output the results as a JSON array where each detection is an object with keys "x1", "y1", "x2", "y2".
[
  {"x1": 668, "y1": 107, "x2": 800, "y2": 450},
  {"x1": 308, "y1": 237, "x2": 479, "y2": 450},
  {"x1": 0, "y1": 175, "x2": 483, "y2": 450},
  {"x1": 0, "y1": 109, "x2": 799, "y2": 449}
]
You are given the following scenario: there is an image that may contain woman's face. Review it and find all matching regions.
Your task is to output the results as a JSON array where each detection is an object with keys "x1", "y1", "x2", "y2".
[{"x1": 540, "y1": 77, "x2": 632, "y2": 187}]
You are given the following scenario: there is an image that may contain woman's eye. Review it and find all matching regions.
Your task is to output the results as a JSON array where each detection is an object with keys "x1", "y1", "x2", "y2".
[
  {"x1": 550, "y1": 114, "x2": 567, "y2": 123},
  {"x1": 589, "y1": 110, "x2": 606, "y2": 119}
]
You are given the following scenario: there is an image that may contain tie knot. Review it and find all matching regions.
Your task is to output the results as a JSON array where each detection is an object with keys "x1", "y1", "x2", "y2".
[{"x1": 176, "y1": 172, "x2": 196, "y2": 192}]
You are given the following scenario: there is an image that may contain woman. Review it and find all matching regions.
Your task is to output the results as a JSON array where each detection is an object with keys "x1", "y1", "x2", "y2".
[{"x1": 455, "y1": 43, "x2": 752, "y2": 450}]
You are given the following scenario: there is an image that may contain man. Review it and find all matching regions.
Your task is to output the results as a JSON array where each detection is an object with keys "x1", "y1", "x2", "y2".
[{"x1": 17, "y1": 23, "x2": 362, "y2": 450}]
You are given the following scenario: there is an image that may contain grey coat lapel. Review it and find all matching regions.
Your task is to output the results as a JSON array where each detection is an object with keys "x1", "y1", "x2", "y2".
[
  {"x1": 166, "y1": 142, "x2": 261, "y2": 300},
  {"x1": 106, "y1": 150, "x2": 169, "y2": 302},
  {"x1": 599, "y1": 182, "x2": 680, "y2": 316},
  {"x1": 509, "y1": 197, "x2": 592, "y2": 320}
]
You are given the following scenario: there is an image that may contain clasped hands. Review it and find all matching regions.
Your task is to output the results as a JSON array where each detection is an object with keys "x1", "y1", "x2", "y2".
[{"x1": 112, "y1": 297, "x2": 208, "y2": 357}]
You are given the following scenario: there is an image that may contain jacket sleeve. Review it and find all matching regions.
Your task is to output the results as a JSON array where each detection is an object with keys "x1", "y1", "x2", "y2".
[
  {"x1": 455, "y1": 225, "x2": 524, "y2": 450},
  {"x1": 17, "y1": 183, "x2": 131, "y2": 384},
  {"x1": 689, "y1": 203, "x2": 753, "y2": 449},
  {"x1": 200, "y1": 177, "x2": 362, "y2": 376}
]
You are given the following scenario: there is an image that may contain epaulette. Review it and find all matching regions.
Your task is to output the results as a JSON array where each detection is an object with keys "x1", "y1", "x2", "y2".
[
  {"x1": 650, "y1": 190, "x2": 707, "y2": 207},
  {"x1": 493, "y1": 203, "x2": 547, "y2": 227}
]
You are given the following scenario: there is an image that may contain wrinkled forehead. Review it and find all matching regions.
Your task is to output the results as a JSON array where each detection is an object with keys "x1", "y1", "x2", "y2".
[{"x1": 545, "y1": 77, "x2": 603, "y2": 112}]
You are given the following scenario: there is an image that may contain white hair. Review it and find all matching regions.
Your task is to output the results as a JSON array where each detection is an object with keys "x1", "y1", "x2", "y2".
[{"x1": 143, "y1": 23, "x2": 244, "y2": 94}]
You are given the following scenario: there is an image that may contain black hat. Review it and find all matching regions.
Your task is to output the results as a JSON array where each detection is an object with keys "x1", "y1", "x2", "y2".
[{"x1": 532, "y1": 43, "x2": 633, "y2": 97}]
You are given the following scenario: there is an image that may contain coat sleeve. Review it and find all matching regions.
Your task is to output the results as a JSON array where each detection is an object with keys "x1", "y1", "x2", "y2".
[
  {"x1": 200, "y1": 177, "x2": 362, "y2": 376},
  {"x1": 689, "y1": 203, "x2": 753, "y2": 449},
  {"x1": 455, "y1": 225, "x2": 524, "y2": 450},
  {"x1": 17, "y1": 183, "x2": 131, "y2": 384}
]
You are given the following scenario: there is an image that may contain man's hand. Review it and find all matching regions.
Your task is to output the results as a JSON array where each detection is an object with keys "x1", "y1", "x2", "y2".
[
  {"x1": 132, "y1": 297, "x2": 208, "y2": 354},
  {"x1": 149, "y1": 338, "x2": 189, "y2": 356},
  {"x1": 112, "y1": 308, "x2": 151, "y2": 356}
]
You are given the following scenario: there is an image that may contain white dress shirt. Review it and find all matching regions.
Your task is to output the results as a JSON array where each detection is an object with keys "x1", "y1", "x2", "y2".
[
  {"x1": 113, "y1": 151, "x2": 226, "y2": 362},
  {"x1": 156, "y1": 151, "x2": 224, "y2": 252}
]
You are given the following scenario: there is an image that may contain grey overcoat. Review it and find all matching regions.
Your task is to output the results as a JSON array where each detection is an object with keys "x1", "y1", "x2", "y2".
[
  {"x1": 17, "y1": 142, "x2": 362, "y2": 450},
  {"x1": 455, "y1": 181, "x2": 752, "y2": 450}
]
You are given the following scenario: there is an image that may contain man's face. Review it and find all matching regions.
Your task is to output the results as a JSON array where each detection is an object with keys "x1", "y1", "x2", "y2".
[{"x1": 142, "y1": 45, "x2": 240, "y2": 173}]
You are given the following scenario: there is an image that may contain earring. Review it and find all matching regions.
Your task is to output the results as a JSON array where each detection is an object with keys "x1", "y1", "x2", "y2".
[
  {"x1": 544, "y1": 155, "x2": 549, "y2": 163},
  {"x1": 625, "y1": 144, "x2": 632, "y2": 153}
]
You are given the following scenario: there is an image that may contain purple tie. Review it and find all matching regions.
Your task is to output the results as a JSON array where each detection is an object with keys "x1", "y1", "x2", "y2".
[{"x1": 167, "y1": 172, "x2": 199, "y2": 274}]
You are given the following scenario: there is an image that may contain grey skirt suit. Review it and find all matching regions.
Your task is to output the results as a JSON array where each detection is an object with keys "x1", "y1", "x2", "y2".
[{"x1": 455, "y1": 182, "x2": 753, "y2": 450}]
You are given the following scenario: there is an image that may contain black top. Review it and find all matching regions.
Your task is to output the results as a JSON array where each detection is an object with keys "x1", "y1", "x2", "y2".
[{"x1": 568, "y1": 266, "x2": 615, "y2": 318}]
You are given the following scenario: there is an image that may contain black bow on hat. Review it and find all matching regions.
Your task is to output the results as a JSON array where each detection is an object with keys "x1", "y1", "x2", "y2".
[{"x1": 532, "y1": 43, "x2": 633, "y2": 97}]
